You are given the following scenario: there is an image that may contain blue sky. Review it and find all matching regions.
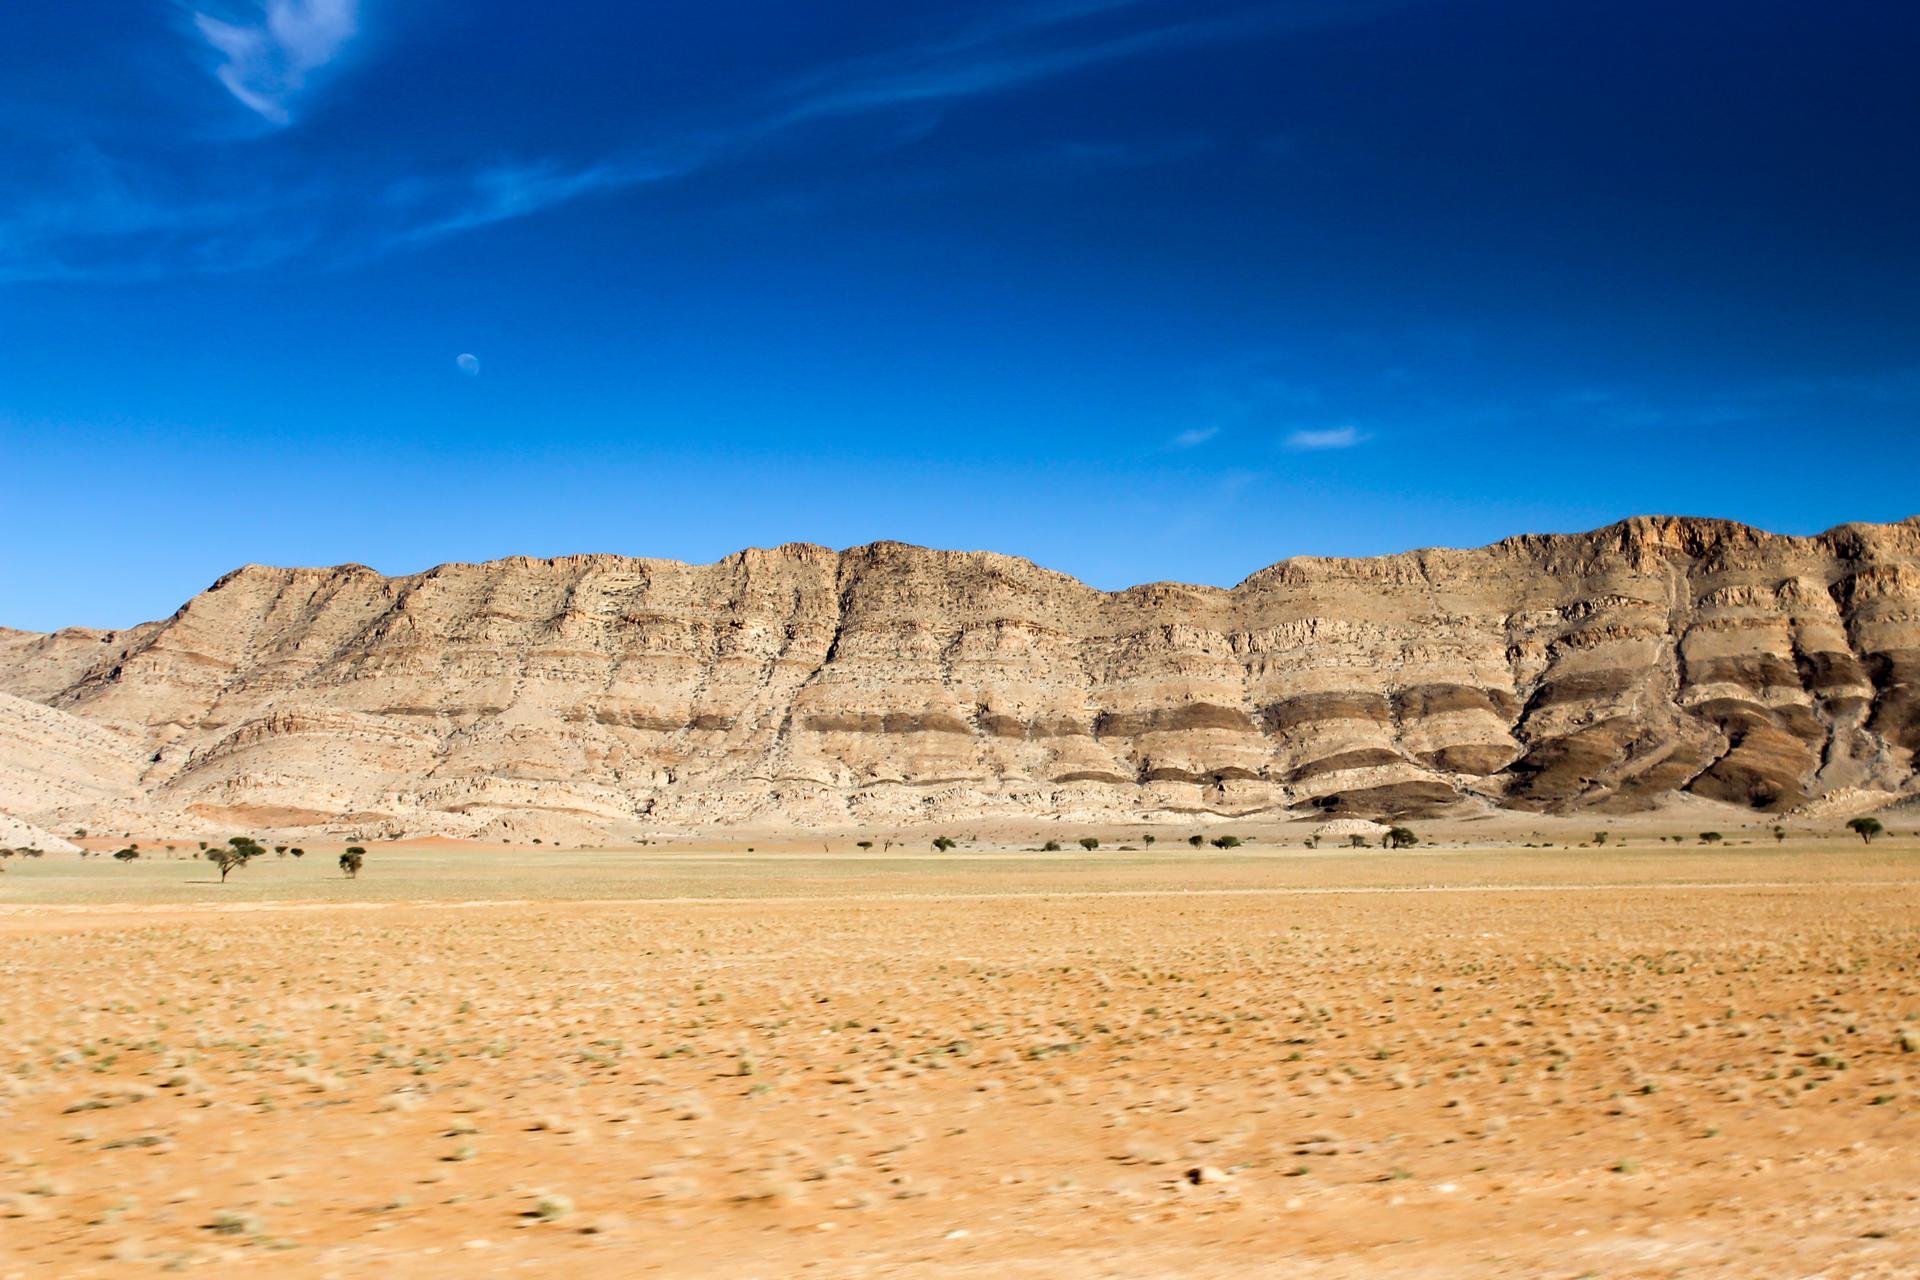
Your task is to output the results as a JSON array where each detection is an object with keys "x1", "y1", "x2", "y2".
[{"x1": 3, "y1": 1, "x2": 1918, "y2": 630}]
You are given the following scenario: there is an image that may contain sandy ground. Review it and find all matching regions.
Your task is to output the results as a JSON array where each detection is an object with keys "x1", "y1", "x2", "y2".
[{"x1": 3, "y1": 842, "x2": 1919, "y2": 1277}]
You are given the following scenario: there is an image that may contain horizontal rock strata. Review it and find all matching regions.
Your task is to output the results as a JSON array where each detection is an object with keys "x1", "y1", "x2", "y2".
[{"x1": 1, "y1": 515, "x2": 1916, "y2": 838}]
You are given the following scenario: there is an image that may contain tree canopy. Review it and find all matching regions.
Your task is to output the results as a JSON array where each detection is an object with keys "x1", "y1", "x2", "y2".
[{"x1": 1847, "y1": 817, "x2": 1885, "y2": 844}]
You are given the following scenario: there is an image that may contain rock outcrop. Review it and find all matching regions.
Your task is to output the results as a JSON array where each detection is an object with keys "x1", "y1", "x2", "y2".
[
  {"x1": 0, "y1": 691, "x2": 146, "y2": 817},
  {"x1": 1, "y1": 515, "x2": 1916, "y2": 838},
  {"x1": 0, "y1": 814, "x2": 81, "y2": 854}
]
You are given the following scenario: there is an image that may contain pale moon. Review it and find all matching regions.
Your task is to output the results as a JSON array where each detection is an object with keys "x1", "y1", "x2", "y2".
[{"x1": 456, "y1": 353, "x2": 481, "y2": 376}]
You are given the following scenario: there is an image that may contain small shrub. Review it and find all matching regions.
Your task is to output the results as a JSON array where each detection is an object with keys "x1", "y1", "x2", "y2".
[
  {"x1": 530, "y1": 1193, "x2": 573, "y2": 1222},
  {"x1": 207, "y1": 1208, "x2": 263, "y2": 1236}
]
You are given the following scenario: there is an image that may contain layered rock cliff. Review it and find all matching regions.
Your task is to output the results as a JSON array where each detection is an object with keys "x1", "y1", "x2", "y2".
[{"x1": 2, "y1": 515, "x2": 1916, "y2": 839}]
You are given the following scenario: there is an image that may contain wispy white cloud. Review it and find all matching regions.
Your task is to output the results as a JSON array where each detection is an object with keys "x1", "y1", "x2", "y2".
[
  {"x1": 4, "y1": 0, "x2": 1423, "y2": 283},
  {"x1": 381, "y1": 157, "x2": 689, "y2": 249},
  {"x1": 0, "y1": 144, "x2": 307, "y2": 283},
  {"x1": 0, "y1": 156, "x2": 678, "y2": 283},
  {"x1": 191, "y1": 0, "x2": 360, "y2": 125},
  {"x1": 773, "y1": 0, "x2": 1150, "y2": 117},
  {"x1": 1172, "y1": 425, "x2": 1220, "y2": 448},
  {"x1": 777, "y1": 3, "x2": 1393, "y2": 124},
  {"x1": 1285, "y1": 425, "x2": 1367, "y2": 451}
]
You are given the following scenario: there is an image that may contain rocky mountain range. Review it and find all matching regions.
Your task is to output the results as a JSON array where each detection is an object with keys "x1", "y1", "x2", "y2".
[{"x1": 2, "y1": 515, "x2": 1916, "y2": 842}]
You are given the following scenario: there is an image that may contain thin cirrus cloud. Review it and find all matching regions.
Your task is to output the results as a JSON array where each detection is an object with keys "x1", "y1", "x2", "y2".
[
  {"x1": 366, "y1": 2, "x2": 1418, "y2": 254},
  {"x1": 381, "y1": 157, "x2": 693, "y2": 250},
  {"x1": 1285, "y1": 425, "x2": 1367, "y2": 451},
  {"x1": 778, "y1": 0, "x2": 1418, "y2": 124},
  {"x1": 1, "y1": 1, "x2": 1419, "y2": 283},
  {"x1": 1172, "y1": 426, "x2": 1221, "y2": 448},
  {"x1": 190, "y1": 0, "x2": 361, "y2": 126},
  {"x1": 353, "y1": 5, "x2": 1241, "y2": 258},
  {"x1": 786, "y1": 10, "x2": 1259, "y2": 121}
]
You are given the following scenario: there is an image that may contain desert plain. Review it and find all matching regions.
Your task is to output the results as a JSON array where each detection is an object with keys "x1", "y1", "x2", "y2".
[{"x1": 3, "y1": 823, "x2": 1919, "y2": 1278}]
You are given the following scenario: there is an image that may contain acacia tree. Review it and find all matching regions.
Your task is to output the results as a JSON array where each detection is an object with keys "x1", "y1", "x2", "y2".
[
  {"x1": 1078, "y1": 837, "x2": 1099, "y2": 851},
  {"x1": 1187, "y1": 834, "x2": 1204, "y2": 848},
  {"x1": 340, "y1": 847, "x2": 367, "y2": 878},
  {"x1": 1847, "y1": 817, "x2": 1885, "y2": 844},
  {"x1": 1383, "y1": 827, "x2": 1418, "y2": 849},
  {"x1": 931, "y1": 836, "x2": 957, "y2": 852},
  {"x1": 206, "y1": 843, "x2": 261, "y2": 882}
]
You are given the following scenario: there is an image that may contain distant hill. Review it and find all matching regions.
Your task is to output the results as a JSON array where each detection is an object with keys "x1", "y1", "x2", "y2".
[{"x1": 2, "y1": 515, "x2": 1916, "y2": 840}]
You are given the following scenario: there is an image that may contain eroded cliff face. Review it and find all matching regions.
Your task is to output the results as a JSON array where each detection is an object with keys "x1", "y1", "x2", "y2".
[{"x1": 2, "y1": 516, "x2": 1916, "y2": 838}]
